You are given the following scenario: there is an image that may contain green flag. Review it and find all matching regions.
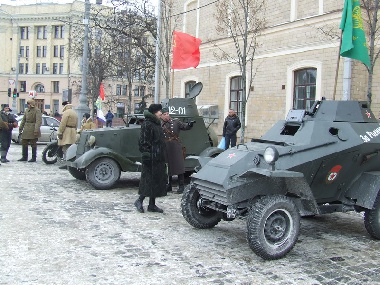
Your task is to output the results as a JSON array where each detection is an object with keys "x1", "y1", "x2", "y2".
[{"x1": 340, "y1": 0, "x2": 370, "y2": 68}]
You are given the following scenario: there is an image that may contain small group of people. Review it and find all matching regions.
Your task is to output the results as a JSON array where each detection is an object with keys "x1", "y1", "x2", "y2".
[
  {"x1": 134, "y1": 105, "x2": 241, "y2": 214},
  {"x1": 134, "y1": 104, "x2": 194, "y2": 214}
]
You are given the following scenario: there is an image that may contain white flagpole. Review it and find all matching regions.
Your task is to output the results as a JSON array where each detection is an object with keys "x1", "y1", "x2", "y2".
[{"x1": 154, "y1": 0, "x2": 162, "y2": 104}]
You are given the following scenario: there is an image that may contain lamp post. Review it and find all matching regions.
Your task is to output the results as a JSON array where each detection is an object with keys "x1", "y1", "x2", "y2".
[
  {"x1": 154, "y1": 0, "x2": 162, "y2": 103},
  {"x1": 75, "y1": 0, "x2": 91, "y2": 126}
]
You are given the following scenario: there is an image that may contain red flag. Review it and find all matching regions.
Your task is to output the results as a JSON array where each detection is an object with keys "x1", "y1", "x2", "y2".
[
  {"x1": 171, "y1": 31, "x2": 201, "y2": 70},
  {"x1": 99, "y1": 82, "x2": 105, "y2": 101}
]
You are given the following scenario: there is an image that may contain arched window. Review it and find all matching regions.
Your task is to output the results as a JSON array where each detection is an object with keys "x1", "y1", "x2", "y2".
[
  {"x1": 230, "y1": 76, "x2": 243, "y2": 117},
  {"x1": 185, "y1": 80, "x2": 196, "y2": 98},
  {"x1": 35, "y1": 84, "x2": 45, "y2": 93},
  {"x1": 293, "y1": 68, "x2": 316, "y2": 110}
]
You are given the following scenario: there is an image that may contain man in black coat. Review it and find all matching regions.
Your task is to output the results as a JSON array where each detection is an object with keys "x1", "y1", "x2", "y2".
[
  {"x1": 223, "y1": 109, "x2": 241, "y2": 148},
  {"x1": 0, "y1": 104, "x2": 17, "y2": 163},
  {"x1": 134, "y1": 104, "x2": 167, "y2": 213}
]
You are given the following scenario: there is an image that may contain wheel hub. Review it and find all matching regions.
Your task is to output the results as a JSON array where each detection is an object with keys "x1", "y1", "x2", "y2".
[{"x1": 264, "y1": 211, "x2": 289, "y2": 243}]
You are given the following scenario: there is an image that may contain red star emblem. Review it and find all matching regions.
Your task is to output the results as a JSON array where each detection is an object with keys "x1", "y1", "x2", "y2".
[
  {"x1": 227, "y1": 153, "x2": 236, "y2": 159},
  {"x1": 366, "y1": 110, "x2": 371, "y2": 118}
]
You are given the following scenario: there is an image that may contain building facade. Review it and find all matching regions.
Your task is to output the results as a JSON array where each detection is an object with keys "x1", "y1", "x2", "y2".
[
  {"x1": 0, "y1": 1, "x2": 153, "y2": 118},
  {"x1": 167, "y1": 0, "x2": 380, "y2": 140}
]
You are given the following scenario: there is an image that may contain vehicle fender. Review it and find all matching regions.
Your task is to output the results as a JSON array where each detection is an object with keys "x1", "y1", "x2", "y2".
[
  {"x1": 70, "y1": 147, "x2": 140, "y2": 172},
  {"x1": 188, "y1": 147, "x2": 224, "y2": 168},
  {"x1": 345, "y1": 172, "x2": 380, "y2": 209},
  {"x1": 66, "y1": 144, "x2": 77, "y2": 161},
  {"x1": 238, "y1": 170, "x2": 319, "y2": 216}
]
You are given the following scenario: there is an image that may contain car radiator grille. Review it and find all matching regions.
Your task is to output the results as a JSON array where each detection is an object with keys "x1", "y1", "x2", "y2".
[{"x1": 194, "y1": 180, "x2": 228, "y2": 205}]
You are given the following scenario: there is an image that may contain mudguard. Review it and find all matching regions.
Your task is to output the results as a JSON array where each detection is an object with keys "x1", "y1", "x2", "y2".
[
  {"x1": 67, "y1": 146, "x2": 140, "y2": 172},
  {"x1": 345, "y1": 171, "x2": 380, "y2": 209}
]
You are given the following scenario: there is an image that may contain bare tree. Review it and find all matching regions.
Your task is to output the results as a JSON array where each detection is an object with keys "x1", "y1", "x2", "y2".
[
  {"x1": 70, "y1": 22, "x2": 117, "y2": 114},
  {"x1": 362, "y1": 0, "x2": 380, "y2": 106},
  {"x1": 214, "y1": 0, "x2": 266, "y2": 143}
]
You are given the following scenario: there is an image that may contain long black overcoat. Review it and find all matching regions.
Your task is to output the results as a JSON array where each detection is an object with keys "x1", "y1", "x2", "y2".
[
  {"x1": 162, "y1": 118, "x2": 191, "y2": 176},
  {"x1": 138, "y1": 111, "x2": 167, "y2": 198}
]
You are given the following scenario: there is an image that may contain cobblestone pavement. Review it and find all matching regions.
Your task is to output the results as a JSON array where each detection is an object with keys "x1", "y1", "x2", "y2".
[{"x1": 0, "y1": 144, "x2": 379, "y2": 285}]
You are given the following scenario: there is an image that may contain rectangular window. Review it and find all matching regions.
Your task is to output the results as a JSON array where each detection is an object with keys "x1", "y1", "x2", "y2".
[
  {"x1": 229, "y1": 76, "x2": 243, "y2": 118},
  {"x1": 53, "y1": 81, "x2": 59, "y2": 93},
  {"x1": 36, "y1": 46, "x2": 42, "y2": 57},
  {"x1": 54, "y1": 45, "x2": 59, "y2": 57},
  {"x1": 122, "y1": 85, "x2": 127, "y2": 96},
  {"x1": 36, "y1": 63, "x2": 40, "y2": 74},
  {"x1": 54, "y1": 25, "x2": 64, "y2": 38},
  {"x1": 20, "y1": 27, "x2": 29, "y2": 39},
  {"x1": 19, "y1": 63, "x2": 24, "y2": 74},
  {"x1": 25, "y1": 46, "x2": 29, "y2": 58},
  {"x1": 53, "y1": 63, "x2": 58, "y2": 74},
  {"x1": 42, "y1": 63, "x2": 46, "y2": 74},
  {"x1": 116, "y1": 84, "x2": 121, "y2": 96},
  {"x1": 42, "y1": 46, "x2": 47, "y2": 57},
  {"x1": 43, "y1": 26, "x2": 47, "y2": 39},
  {"x1": 20, "y1": 81, "x2": 26, "y2": 92},
  {"x1": 20, "y1": 46, "x2": 24, "y2": 57},
  {"x1": 139, "y1": 86, "x2": 145, "y2": 97},
  {"x1": 25, "y1": 63, "x2": 28, "y2": 74},
  {"x1": 134, "y1": 88, "x2": 139, "y2": 97},
  {"x1": 60, "y1": 45, "x2": 64, "y2": 58},
  {"x1": 59, "y1": 63, "x2": 63, "y2": 74},
  {"x1": 37, "y1": 26, "x2": 43, "y2": 39}
]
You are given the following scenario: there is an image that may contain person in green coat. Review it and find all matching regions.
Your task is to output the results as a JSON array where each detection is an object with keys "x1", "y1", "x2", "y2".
[
  {"x1": 18, "y1": 99, "x2": 42, "y2": 162},
  {"x1": 134, "y1": 104, "x2": 167, "y2": 213}
]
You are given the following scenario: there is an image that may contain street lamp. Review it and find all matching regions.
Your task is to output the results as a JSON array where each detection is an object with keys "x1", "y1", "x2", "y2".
[
  {"x1": 75, "y1": 0, "x2": 91, "y2": 126},
  {"x1": 0, "y1": 9, "x2": 20, "y2": 113}
]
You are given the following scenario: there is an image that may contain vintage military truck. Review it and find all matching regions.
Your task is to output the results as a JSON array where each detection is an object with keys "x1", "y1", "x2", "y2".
[
  {"x1": 65, "y1": 83, "x2": 223, "y2": 190},
  {"x1": 181, "y1": 99, "x2": 380, "y2": 260}
]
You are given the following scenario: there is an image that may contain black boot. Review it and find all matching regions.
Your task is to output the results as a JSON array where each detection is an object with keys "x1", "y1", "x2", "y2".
[
  {"x1": 134, "y1": 195, "x2": 145, "y2": 213},
  {"x1": 18, "y1": 146, "x2": 28, "y2": 161},
  {"x1": 0, "y1": 151, "x2": 9, "y2": 163},
  {"x1": 28, "y1": 147, "x2": 37, "y2": 162},
  {"x1": 177, "y1": 174, "x2": 185, "y2": 194},
  {"x1": 147, "y1": 197, "x2": 164, "y2": 213},
  {"x1": 166, "y1": 176, "x2": 173, "y2": 192}
]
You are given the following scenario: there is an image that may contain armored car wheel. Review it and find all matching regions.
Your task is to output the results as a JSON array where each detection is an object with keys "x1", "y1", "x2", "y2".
[
  {"x1": 364, "y1": 192, "x2": 380, "y2": 239},
  {"x1": 86, "y1": 158, "x2": 121, "y2": 190},
  {"x1": 247, "y1": 195, "x2": 300, "y2": 260},
  {"x1": 181, "y1": 185, "x2": 221, "y2": 229},
  {"x1": 68, "y1": 167, "x2": 86, "y2": 180}
]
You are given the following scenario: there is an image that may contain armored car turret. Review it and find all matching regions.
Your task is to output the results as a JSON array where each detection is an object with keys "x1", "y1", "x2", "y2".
[{"x1": 181, "y1": 99, "x2": 380, "y2": 260}]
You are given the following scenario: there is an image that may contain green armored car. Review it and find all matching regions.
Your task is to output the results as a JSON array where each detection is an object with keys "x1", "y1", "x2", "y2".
[
  {"x1": 181, "y1": 99, "x2": 380, "y2": 260},
  {"x1": 65, "y1": 83, "x2": 223, "y2": 190}
]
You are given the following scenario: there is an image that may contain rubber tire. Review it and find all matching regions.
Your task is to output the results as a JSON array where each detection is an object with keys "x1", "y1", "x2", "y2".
[
  {"x1": 181, "y1": 185, "x2": 221, "y2": 229},
  {"x1": 68, "y1": 167, "x2": 86, "y2": 180},
  {"x1": 42, "y1": 143, "x2": 59, "y2": 164},
  {"x1": 86, "y1": 157, "x2": 121, "y2": 190},
  {"x1": 247, "y1": 195, "x2": 300, "y2": 260},
  {"x1": 364, "y1": 192, "x2": 380, "y2": 239}
]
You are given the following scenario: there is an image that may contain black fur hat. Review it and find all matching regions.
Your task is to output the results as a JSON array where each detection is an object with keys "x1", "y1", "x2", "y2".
[{"x1": 148, "y1": 104, "x2": 162, "y2": 114}]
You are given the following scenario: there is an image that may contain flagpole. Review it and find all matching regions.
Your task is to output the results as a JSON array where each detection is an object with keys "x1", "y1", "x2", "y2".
[
  {"x1": 333, "y1": 31, "x2": 343, "y2": 100},
  {"x1": 171, "y1": 69, "x2": 174, "y2": 98}
]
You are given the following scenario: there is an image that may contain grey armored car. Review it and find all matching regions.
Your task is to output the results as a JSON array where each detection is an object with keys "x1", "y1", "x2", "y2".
[{"x1": 181, "y1": 99, "x2": 380, "y2": 260}]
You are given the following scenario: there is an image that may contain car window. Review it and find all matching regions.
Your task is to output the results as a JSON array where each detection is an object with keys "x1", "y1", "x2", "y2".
[{"x1": 46, "y1": 117, "x2": 60, "y2": 127}]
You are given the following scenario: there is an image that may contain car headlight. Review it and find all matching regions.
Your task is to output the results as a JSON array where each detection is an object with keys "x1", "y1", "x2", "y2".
[
  {"x1": 87, "y1": 135, "x2": 96, "y2": 147},
  {"x1": 264, "y1": 146, "x2": 279, "y2": 164}
]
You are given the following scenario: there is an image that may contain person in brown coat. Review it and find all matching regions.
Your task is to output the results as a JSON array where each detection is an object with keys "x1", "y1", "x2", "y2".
[
  {"x1": 57, "y1": 101, "x2": 78, "y2": 169},
  {"x1": 18, "y1": 99, "x2": 42, "y2": 162},
  {"x1": 161, "y1": 107, "x2": 194, "y2": 194},
  {"x1": 79, "y1": 113, "x2": 96, "y2": 132}
]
